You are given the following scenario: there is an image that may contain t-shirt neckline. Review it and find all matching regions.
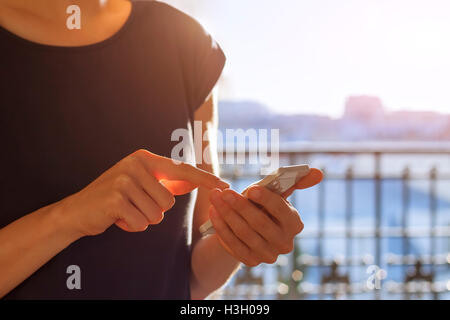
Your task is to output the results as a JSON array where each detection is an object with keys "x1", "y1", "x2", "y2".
[{"x1": 0, "y1": 1, "x2": 137, "y2": 52}]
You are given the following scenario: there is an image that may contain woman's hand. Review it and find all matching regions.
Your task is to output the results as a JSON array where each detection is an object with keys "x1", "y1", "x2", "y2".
[
  {"x1": 58, "y1": 149, "x2": 229, "y2": 237},
  {"x1": 208, "y1": 168, "x2": 323, "y2": 267}
]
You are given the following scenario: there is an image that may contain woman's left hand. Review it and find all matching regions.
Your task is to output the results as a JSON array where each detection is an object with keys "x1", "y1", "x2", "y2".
[{"x1": 208, "y1": 168, "x2": 323, "y2": 267}]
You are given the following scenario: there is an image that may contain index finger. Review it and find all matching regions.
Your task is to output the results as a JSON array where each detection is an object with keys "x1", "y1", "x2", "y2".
[{"x1": 134, "y1": 150, "x2": 229, "y2": 190}]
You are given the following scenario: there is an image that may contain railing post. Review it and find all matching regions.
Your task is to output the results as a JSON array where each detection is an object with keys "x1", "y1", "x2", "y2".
[
  {"x1": 345, "y1": 165, "x2": 354, "y2": 298},
  {"x1": 429, "y1": 166, "x2": 438, "y2": 300},
  {"x1": 374, "y1": 152, "x2": 382, "y2": 300},
  {"x1": 402, "y1": 167, "x2": 411, "y2": 261},
  {"x1": 318, "y1": 167, "x2": 326, "y2": 300},
  {"x1": 401, "y1": 166, "x2": 411, "y2": 299},
  {"x1": 288, "y1": 152, "x2": 300, "y2": 299}
]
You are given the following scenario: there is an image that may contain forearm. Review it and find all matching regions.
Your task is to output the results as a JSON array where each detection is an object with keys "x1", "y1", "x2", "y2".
[
  {"x1": 190, "y1": 92, "x2": 240, "y2": 299},
  {"x1": 0, "y1": 201, "x2": 82, "y2": 297},
  {"x1": 190, "y1": 233, "x2": 241, "y2": 300}
]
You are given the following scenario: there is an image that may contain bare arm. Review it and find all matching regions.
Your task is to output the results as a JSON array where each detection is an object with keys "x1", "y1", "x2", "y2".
[
  {"x1": 0, "y1": 150, "x2": 228, "y2": 298},
  {"x1": 190, "y1": 90, "x2": 242, "y2": 300},
  {"x1": 0, "y1": 202, "x2": 82, "y2": 297}
]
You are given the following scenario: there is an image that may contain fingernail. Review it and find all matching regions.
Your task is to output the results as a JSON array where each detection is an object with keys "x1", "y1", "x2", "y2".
[
  {"x1": 222, "y1": 192, "x2": 236, "y2": 204},
  {"x1": 249, "y1": 187, "x2": 262, "y2": 199}
]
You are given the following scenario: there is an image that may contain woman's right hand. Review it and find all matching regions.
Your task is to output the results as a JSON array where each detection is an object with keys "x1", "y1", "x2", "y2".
[{"x1": 56, "y1": 149, "x2": 229, "y2": 237}]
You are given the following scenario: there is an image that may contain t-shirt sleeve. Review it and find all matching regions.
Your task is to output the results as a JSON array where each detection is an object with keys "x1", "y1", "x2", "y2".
[{"x1": 168, "y1": 4, "x2": 226, "y2": 113}]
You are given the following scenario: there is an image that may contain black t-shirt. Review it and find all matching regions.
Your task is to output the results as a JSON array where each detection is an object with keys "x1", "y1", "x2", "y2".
[{"x1": 0, "y1": 0, "x2": 225, "y2": 299}]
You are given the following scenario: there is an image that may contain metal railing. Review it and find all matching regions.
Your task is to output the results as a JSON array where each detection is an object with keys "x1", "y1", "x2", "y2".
[{"x1": 215, "y1": 142, "x2": 450, "y2": 300}]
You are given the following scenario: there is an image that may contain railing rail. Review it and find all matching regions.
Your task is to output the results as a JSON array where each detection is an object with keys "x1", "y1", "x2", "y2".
[{"x1": 215, "y1": 144, "x2": 450, "y2": 300}]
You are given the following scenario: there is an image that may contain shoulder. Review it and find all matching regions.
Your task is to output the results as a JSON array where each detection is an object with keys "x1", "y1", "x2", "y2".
[
  {"x1": 133, "y1": 1, "x2": 223, "y2": 66},
  {"x1": 133, "y1": 0, "x2": 206, "y2": 34}
]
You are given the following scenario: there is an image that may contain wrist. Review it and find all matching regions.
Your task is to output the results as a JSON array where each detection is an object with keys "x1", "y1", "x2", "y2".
[
  {"x1": 43, "y1": 197, "x2": 85, "y2": 243},
  {"x1": 201, "y1": 234, "x2": 242, "y2": 268}
]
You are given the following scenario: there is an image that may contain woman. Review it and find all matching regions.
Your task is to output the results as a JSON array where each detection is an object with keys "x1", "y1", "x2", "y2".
[{"x1": 0, "y1": 0, "x2": 322, "y2": 299}]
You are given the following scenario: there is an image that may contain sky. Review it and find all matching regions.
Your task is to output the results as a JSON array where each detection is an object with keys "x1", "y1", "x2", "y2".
[{"x1": 163, "y1": 0, "x2": 450, "y2": 117}]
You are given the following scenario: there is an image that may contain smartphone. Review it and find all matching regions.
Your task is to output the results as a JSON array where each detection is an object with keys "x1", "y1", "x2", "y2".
[{"x1": 199, "y1": 165, "x2": 310, "y2": 236}]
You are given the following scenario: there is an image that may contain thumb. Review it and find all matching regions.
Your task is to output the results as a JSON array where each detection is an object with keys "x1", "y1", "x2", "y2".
[{"x1": 282, "y1": 168, "x2": 324, "y2": 198}]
